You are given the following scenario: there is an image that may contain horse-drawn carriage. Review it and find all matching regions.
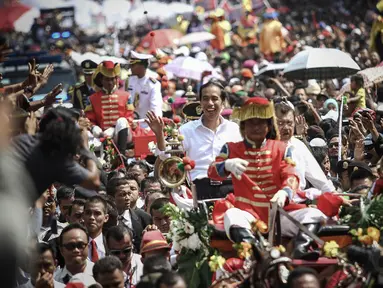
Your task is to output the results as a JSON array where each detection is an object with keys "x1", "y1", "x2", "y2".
[{"x1": 154, "y1": 120, "x2": 383, "y2": 287}]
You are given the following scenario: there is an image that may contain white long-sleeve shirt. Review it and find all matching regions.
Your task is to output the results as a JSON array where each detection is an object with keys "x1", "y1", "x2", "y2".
[
  {"x1": 288, "y1": 137, "x2": 335, "y2": 193},
  {"x1": 180, "y1": 116, "x2": 242, "y2": 181}
]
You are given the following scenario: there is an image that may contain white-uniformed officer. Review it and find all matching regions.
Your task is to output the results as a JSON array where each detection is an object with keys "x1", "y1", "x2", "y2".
[{"x1": 126, "y1": 51, "x2": 163, "y2": 125}]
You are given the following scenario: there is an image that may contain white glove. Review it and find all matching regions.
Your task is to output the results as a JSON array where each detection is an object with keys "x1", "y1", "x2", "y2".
[
  {"x1": 270, "y1": 190, "x2": 289, "y2": 207},
  {"x1": 224, "y1": 158, "x2": 249, "y2": 180},
  {"x1": 92, "y1": 126, "x2": 103, "y2": 138}
]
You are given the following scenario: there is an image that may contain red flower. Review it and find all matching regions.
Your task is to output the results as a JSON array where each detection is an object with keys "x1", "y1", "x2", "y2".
[
  {"x1": 189, "y1": 160, "x2": 196, "y2": 169},
  {"x1": 149, "y1": 31, "x2": 155, "y2": 37},
  {"x1": 183, "y1": 157, "x2": 191, "y2": 165},
  {"x1": 184, "y1": 164, "x2": 192, "y2": 171},
  {"x1": 173, "y1": 116, "x2": 181, "y2": 124}
]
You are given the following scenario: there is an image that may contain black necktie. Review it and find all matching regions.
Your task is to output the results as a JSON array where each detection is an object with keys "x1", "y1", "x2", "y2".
[{"x1": 63, "y1": 274, "x2": 71, "y2": 284}]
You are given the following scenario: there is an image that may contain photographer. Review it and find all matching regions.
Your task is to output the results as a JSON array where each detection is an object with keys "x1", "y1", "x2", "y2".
[{"x1": 11, "y1": 106, "x2": 100, "y2": 201}]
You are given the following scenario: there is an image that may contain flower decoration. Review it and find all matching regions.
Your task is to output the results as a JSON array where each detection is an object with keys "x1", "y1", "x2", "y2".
[
  {"x1": 177, "y1": 157, "x2": 196, "y2": 172},
  {"x1": 173, "y1": 115, "x2": 181, "y2": 124},
  {"x1": 233, "y1": 242, "x2": 252, "y2": 260},
  {"x1": 323, "y1": 241, "x2": 339, "y2": 258},
  {"x1": 161, "y1": 203, "x2": 213, "y2": 288},
  {"x1": 350, "y1": 226, "x2": 381, "y2": 246},
  {"x1": 251, "y1": 220, "x2": 268, "y2": 234},
  {"x1": 367, "y1": 227, "x2": 380, "y2": 242},
  {"x1": 209, "y1": 255, "x2": 226, "y2": 272}
]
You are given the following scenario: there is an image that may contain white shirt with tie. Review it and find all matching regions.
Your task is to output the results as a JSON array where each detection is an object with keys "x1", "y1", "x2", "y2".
[
  {"x1": 54, "y1": 259, "x2": 94, "y2": 284},
  {"x1": 88, "y1": 233, "x2": 106, "y2": 262},
  {"x1": 118, "y1": 209, "x2": 132, "y2": 230}
]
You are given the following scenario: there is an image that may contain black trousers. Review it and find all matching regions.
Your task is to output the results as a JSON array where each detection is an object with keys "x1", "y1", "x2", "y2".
[{"x1": 193, "y1": 178, "x2": 233, "y2": 200}]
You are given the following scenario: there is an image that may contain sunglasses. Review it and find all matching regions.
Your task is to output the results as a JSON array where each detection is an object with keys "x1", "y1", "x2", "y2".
[
  {"x1": 109, "y1": 247, "x2": 132, "y2": 256},
  {"x1": 61, "y1": 242, "x2": 88, "y2": 251},
  {"x1": 329, "y1": 143, "x2": 339, "y2": 148}
]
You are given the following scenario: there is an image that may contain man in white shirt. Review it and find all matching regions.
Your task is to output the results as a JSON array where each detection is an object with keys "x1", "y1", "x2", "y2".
[
  {"x1": 275, "y1": 103, "x2": 336, "y2": 195},
  {"x1": 105, "y1": 226, "x2": 143, "y2": 286},
  {"x1": 146, "y1": 79, "x2": 242, "y2": 199},
  {"x1": 54, "y1": 223, "x2": 95, "y2": 284},
  {"x1": 126, "y1": 51, "x2": 163, "y2": 126},
  {"x1": 83, "y1": 196, "x2": 109, "y2": 262},
  {"x1": 275, "y1": 102, "x2": 335, "y2": 260}
]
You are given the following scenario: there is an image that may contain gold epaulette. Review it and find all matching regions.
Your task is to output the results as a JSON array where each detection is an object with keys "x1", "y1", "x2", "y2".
[
  {"x1": 126, "y1": 103, "x2": 135, "y2": 111},
  {"x1": 84, "y1": 104, "x2": 93, "y2": 112},
  {"x1": 149, "y1": 77, "x2": 157, "y2": 84}
]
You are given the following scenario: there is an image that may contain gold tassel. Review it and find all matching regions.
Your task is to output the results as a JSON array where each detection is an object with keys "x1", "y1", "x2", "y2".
[{"x1": 232, "y1": 101, "x2": 275, "y2": 122}]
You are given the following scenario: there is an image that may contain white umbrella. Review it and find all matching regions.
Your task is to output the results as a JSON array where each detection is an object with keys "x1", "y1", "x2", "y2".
[
  {"x1": 256, "y1": 63, "x2": 288, "y2": 76},
  {"x1": 164, "y1": 56, "x2": 216, "y2": 80},
  {"x1": 283, "y1": 48, "x2": 360, "y2": 80},
  {"x1": 176, "y1": 32, "x2": 215, "y2": 46}
]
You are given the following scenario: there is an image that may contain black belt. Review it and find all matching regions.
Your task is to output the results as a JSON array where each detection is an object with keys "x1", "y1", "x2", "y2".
[{"x1": 193, "y1": 178, "x2": 233, "y2": 200}]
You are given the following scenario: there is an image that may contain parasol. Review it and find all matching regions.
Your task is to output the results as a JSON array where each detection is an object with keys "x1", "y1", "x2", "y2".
[
  {"x1": 256, "y1": 63, "x2": 288, "y2": 77},
  {"x1": 338, "y1": 66, "x2": 383, "y2": 97},
  {"x1": 0, "y1": 2, "x2": 33, "y2": 31},
  {"x1": 163, "y1": 56, "x2": 216, "y2": 81},
  {"x1": 139, "y1": 29, "x2": 183, "y2": 51},
  {"x1": 176, "y1": 32, "x2": 216, "y2": 45},
  {"x1": 283, "y1": 48, "x2": 360, "y2": 80}
]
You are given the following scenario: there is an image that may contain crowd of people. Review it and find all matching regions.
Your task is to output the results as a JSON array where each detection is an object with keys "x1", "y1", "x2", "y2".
[{"x1": 1, "y1": 0, "x2": 383, "y2": 287}]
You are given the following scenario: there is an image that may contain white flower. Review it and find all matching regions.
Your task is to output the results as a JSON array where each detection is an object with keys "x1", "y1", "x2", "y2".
[
  {"x1": 187, "y1": 233, "x2": 201, "y2": 251},
  {"x1": 184, "y1": 221, "x2": 195, "y2": 235},
  {"x1": 170, "y1": 220, "x2": 179, "y2": 231},
  {"x1": 172, "y1": 240, "x2": 181, "y2": 251},
  {"x1": 179, "y1": 238, "x2": 189, "y2": 249}
]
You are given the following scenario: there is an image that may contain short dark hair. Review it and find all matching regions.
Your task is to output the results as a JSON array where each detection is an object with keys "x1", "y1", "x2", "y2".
[
  {"x1": 143, "y1": 255, "x2": 172, "y2": 275},
  {"x1": 59, "y1": 223, "x2": 88, "y2": 246},
  {"x1": 155, "y1": 271, "x2": 184, "y2": 288},
  {"x1": 141, "y1": 177, "x2": 162, "y2": 192},
  {"x1": 107, "y1": 177, "x2": 130, "y2": 197},
  {"x1": 287, "y1": 267, "x2": 319, "y2": 288},
  {"x1": 105, "y1": 225, "x2": 133, "y2": 246},
  {"x1": 144, "y1": 192, "x2": 166, "y2": 209},
  {"x1": 199, "y1": 78, "x2": 227, "y2": 102},
  {"x1": 149, "y1": 197, "x2": 169, "y2": 215},
  {"x1": 125, "y1": 173, "x2": 140, "y2": 188},
  {"x1": 56, "y1": 186, "x2": 74, "y2": 204},
  {"x1": 37, "y1": 242, "x2": 56, "y2": 259},
  {"x1": 85, "y1": 195, "x2": 108, "y2": 214},
  {"x1": 93, "y1": 256, "x2": 123, "y2": 280},
  {"x1": 103, "y1": 194, "x2": 118, "y2": 218},
  {"x1": 68, "y1": 199, "x2": 86, "y2": 216},
  {"x1": 311, "y1": 147, "x2": 328, "y2": 167},
  {"x1": 351, "y1": 74, "x2": 364, "y2": 87},
  {"x1": 128, "y1": 161, "x2": 149, "y2": 174}
]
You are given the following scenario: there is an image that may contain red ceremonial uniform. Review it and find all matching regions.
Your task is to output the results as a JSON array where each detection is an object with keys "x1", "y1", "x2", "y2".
[
  {"x1": 208, "y1": 138, "x2": 299, "y2": 223},
  {"x1": 85, "y1": 90, "x2": 134, "y2": 130}
]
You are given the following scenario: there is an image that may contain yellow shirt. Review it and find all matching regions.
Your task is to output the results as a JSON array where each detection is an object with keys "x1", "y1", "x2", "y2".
[{"x1": 353, "y1": 87, "x2": 366, "y2": 109}]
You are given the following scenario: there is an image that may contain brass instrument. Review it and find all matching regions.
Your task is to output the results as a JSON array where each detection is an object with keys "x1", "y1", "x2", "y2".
[{"x1": 156, "y1": 126, "x2": 187, "y2": 188}]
